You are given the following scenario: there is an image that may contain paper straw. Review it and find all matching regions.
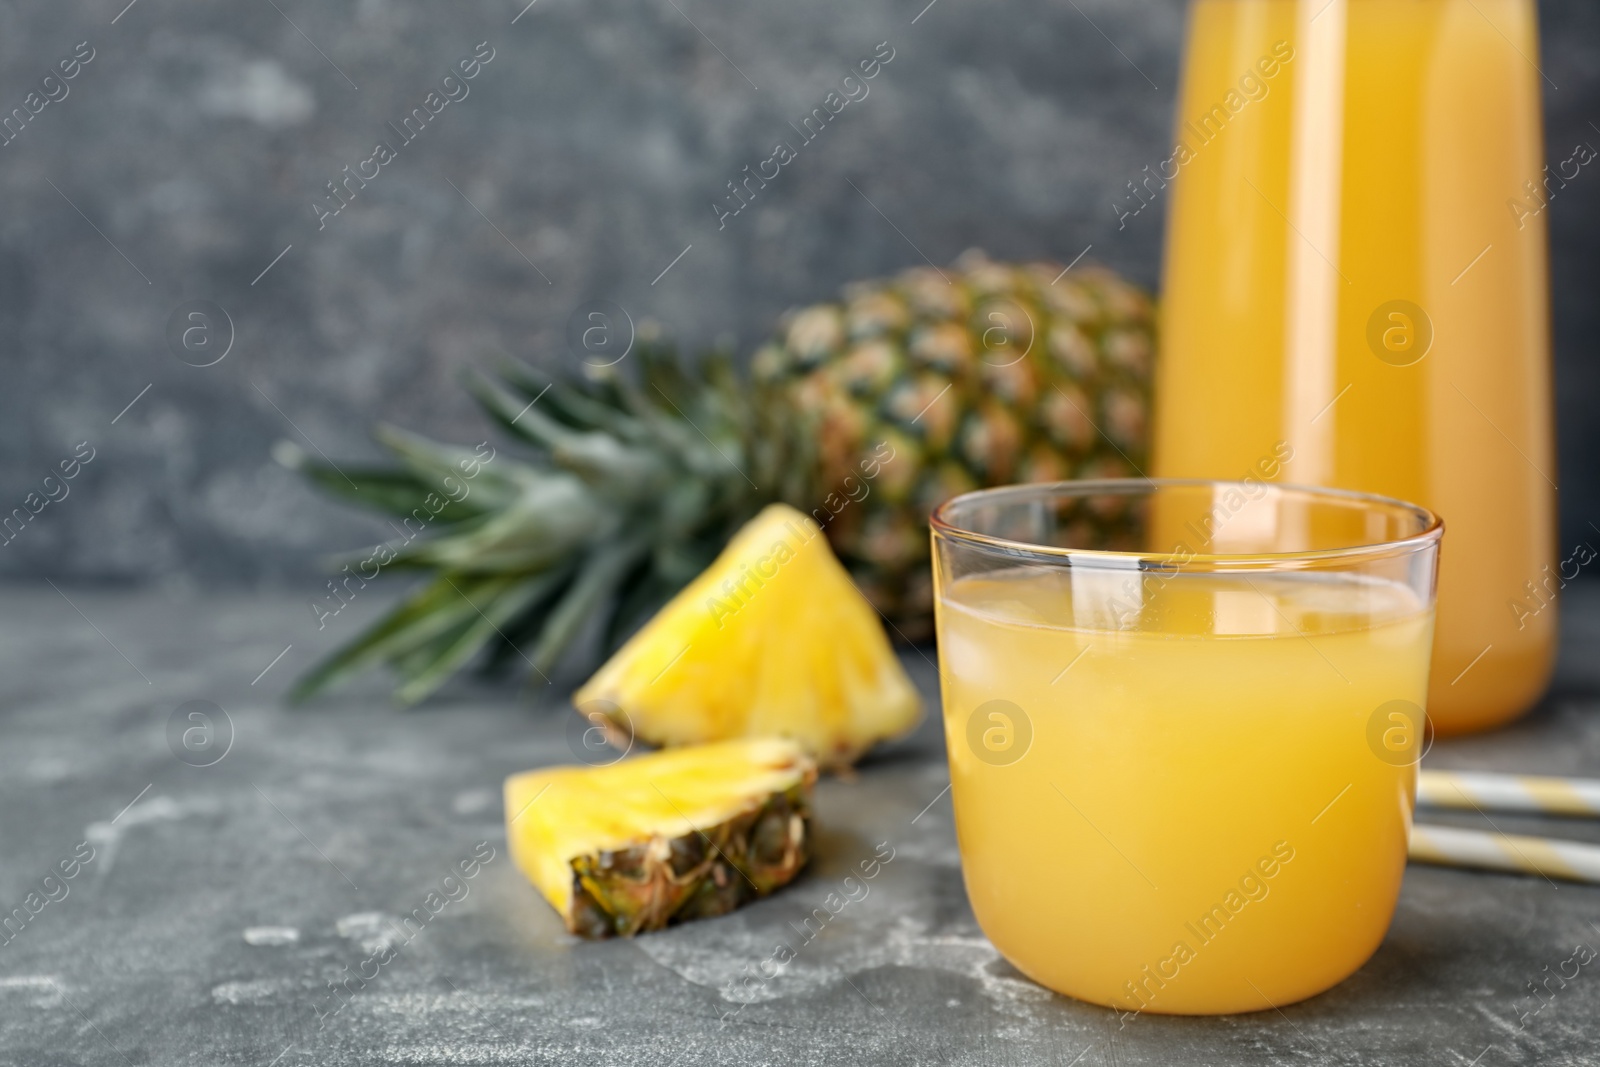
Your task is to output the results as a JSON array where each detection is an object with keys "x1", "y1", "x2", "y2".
[
  {"x1": 1409, "y1": 824, "x2": 1600, "y2": 885},
  {"x1": 1417, "y1": 770, "x2": 1600, "y2": 818}
]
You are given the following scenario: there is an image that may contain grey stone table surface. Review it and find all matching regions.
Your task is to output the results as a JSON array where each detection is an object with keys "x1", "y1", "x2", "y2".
[{"x1": 3, "y1": 582, "x2": 1600, "y2": 1067}]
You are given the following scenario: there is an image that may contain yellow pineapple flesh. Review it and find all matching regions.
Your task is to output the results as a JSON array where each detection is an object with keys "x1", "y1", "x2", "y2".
[
  {"x1": 505, "y1": 738, "x2": 815, "y2": 938},
  {"x1": 573, "y1": 504, "x2": 922, "y2": 767}
]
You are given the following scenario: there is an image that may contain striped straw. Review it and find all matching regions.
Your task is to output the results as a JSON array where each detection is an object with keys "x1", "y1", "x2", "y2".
[
  {"x1": 1409, "y1": 824, "x2": 1600, "y2": 885},
  {"x1": 1417, "y1": 770, "x2": 1600, "y2": 818}
]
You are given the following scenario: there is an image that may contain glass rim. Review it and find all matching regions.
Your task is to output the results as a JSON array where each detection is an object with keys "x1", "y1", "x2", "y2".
[{"x1": 929, "y1": 477, "x2": 1444, "y2": 569}]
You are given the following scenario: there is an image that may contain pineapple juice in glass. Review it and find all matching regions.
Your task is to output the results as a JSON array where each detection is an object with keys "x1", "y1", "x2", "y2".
[
  {"x1": 931, "y1": 480, "x2": 1441, "y2": 1014},
  {"x1": 1156, "y1": 0, "x2": 1555, "y2": 734}
]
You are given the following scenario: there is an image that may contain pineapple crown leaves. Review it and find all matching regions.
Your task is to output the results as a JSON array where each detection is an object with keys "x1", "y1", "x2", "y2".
[{"x1": 284, "y1": 340, "x2": 797, "y2": 706}]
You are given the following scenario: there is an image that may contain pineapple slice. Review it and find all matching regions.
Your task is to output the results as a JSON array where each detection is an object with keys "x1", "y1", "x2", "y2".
[
  {"x1": 575, "y1": 504, "x2": 923, "y2": 767},
  {"x1": 505, "y1": 738, "x2": 815, "y2": 938}
]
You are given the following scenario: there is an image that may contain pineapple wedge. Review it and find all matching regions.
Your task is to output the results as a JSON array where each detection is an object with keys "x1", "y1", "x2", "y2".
[
  {"x1": 575, "y1": 504, "x2": 923, "y2": 767},
  {"x1": 505, "y1": 738, "x2": 815, "y2": 938}
]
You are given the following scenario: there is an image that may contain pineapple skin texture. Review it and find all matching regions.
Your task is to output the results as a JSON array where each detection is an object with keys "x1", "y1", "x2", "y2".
[
  {"x1": 759, "y1": 250, "x2": 1155, "y2": 635},
  {"x1": 575, "y1": 504, "x2": 922, "y2": 768},
  {"x1": 505, "y1": 738, "x2": 816, "y2": 938}
]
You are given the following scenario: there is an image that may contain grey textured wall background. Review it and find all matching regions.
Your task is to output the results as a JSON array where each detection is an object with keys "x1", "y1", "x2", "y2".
[{"x1": 0, "y1": 0, "x2": 1595, "y2": 586}]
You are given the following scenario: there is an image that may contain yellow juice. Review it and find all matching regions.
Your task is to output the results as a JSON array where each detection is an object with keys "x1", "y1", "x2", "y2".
[
  {"x1": 937, "y1": 567, "x2": 1433, "y2": 1014},
  {"x1": 1155, "y1": 0, "x2": 1556, "y2": 733}
]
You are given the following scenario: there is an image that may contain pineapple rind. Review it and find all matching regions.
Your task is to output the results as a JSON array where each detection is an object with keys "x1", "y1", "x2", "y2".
[
  {"x1": 505, "y1": 738, "x2": 816, "y2": 938},
  {"x1": 769, "y1": 250, "x2": 1155, "y2": 635},
  {"x1": 572, "y1": 784, "x2": 809, "y2": 937}
]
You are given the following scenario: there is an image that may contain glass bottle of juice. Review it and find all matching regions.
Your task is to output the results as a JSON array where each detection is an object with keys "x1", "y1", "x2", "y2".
[{"x1": 1154, "y1": 0, "x2": 1557, "y2": 733}]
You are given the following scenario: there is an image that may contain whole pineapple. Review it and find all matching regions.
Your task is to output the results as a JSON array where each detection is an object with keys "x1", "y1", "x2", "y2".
[{"x1": 288, "y1": 250, "x2": 1154, "y2": 703}]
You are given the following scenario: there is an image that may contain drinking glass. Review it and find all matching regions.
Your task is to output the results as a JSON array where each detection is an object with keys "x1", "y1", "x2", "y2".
[{"x1": 931, "y1": 479, "x2": 1441, "y2": 1014}]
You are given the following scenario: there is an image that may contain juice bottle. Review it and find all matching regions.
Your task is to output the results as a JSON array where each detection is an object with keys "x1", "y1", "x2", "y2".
[{"x1": 1154, "y1": 0, "x2": 1557, "y2": 733}]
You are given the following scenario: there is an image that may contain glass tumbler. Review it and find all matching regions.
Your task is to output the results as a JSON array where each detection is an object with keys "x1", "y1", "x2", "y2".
[{"x1": 931, "y1": 479, "x2": 1441, "y2": 1015}]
